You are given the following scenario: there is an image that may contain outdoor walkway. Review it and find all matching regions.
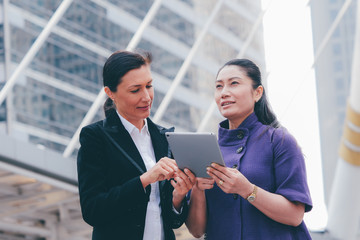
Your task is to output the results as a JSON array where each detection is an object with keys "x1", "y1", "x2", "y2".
[{"x1": 174, "y1": 225, "x2": 359, "y2": 240}]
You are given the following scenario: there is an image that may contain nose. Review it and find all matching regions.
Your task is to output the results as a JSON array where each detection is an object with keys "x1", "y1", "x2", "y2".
[
  {"x1": 220, "y1": 85, "x2": 230, "y2": 98},
  {"x1": 142, "y1": 89, "x2": 151, "y2": 102}
]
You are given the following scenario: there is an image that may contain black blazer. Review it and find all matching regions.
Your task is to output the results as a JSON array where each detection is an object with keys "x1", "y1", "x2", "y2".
[{"x1": 77, "y1": 111, "x2": 187, "y2": 240}]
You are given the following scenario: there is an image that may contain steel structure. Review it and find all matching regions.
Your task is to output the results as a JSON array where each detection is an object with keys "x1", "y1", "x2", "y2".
[
  {"x1": 327, "y1": 0, "x2": 360, "y2": 238},
  {"x1": 310, "y1": 0, "x2": 358, "y2": 204},
  {"x1": 0, "y1": 0, "x2": 266, "y2": 239}
]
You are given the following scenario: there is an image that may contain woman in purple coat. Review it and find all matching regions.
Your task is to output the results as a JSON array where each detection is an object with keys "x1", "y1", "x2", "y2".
[{"x1": 186, "y1": 59, "x2": 313, "y2": 239}]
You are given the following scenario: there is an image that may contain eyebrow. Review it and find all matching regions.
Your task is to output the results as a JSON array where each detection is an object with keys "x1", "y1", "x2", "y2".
[
  {"x1": 216, "y1": 76, "x2": 242, "y2": 82},
  {"x1": 128, "y1": 79, "x2": 153, "y2": 88}
]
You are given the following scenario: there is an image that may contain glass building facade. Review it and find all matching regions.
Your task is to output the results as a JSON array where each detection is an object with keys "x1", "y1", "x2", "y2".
[{"x1": 1, "y1": 0, "x2": 266, "y2": 156}]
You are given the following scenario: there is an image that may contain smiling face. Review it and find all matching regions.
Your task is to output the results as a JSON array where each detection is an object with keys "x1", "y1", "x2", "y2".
[
  {"x1": 215, "y1": 65, "x2": 263, "y2": 129},
  {"x1": 104, "y1": 64, "x2": 154, "y2": 130}
]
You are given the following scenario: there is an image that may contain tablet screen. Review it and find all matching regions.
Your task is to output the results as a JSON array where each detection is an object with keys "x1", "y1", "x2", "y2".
[{"x1": 165, "y1": 132, "x2": 225, "y2": 178}]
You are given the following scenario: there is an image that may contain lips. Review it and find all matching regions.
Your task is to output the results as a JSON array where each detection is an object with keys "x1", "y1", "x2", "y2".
[
  {"x1": 221, "y1": 101, "x2": 234, "y2": 106},
  {"x1": 137, "y1": 105, "x2": 150, "y2": 110}
]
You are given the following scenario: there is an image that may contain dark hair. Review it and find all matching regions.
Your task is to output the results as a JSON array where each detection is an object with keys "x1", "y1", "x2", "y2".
[
  {"x1": 102, "y1": 50, "x2": 152, "y2": 117},
  {"x1": 217, "y1": 58, "x2": 280, "y2": 128}
]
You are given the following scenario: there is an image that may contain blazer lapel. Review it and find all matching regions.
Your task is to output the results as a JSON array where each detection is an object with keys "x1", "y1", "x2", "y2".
[
  {"x1": 101, "y1": 113, "x2": 175, "y2": 191},
  {"x1": 147, "y1": 118, "x2": 174, "y2": 161},
  {"x1": 102, "y1": 112, "x2": 147, "y2": 174}
]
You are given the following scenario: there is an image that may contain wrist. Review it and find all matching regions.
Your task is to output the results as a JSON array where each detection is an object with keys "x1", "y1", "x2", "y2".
[
  {"x1": 140, "y1": 173, "x2": 151, "y2": 189},
  {"x1": 191, "y1": 187, "x2": 206, "y2": 200},
  {"x1": 245, "y1": 184, "x2": 258, "y2": 203},
  {"x1": 241, "y1": 182, "x2": 255, "y2": 199},
  {"x1": 173, "y1": 191, "x2": 186, "y2": 202},
  {"x1": 193, "y1": 184, "x2": 205, "y2": 194},
  {"x1": 172, "y1": 194, "x2": 184, "y2": 211}
]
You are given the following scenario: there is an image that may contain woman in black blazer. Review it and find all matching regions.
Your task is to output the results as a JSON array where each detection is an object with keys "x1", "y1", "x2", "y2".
[{"x1": 77, "y1": 50, "x2": 195, "y2": 239}]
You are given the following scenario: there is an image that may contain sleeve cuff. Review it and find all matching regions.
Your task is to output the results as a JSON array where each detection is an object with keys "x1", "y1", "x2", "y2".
[{"x1": 172, "y1": 203, "x2": 183, "y2": 214}]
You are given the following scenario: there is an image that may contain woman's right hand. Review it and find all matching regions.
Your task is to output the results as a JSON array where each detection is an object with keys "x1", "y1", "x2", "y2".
[
  {"x1": 140, "y1": 157, "x2": 178, "y2": 188},
  {"x1": 193, "y1": 177, "x2": 215, "y2": 192}
]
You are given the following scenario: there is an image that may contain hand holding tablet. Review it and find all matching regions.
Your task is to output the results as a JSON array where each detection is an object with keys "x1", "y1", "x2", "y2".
[{"x1": 165, "y1": 132, "x2": 225, "y2": 178}]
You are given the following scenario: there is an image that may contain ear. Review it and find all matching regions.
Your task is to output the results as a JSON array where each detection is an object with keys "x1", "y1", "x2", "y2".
[
  {"x1": 104, "y1": 86, "x2": 113, "y2": 100},
  {"x1": 254, "y1": 85, "x2": 263, "y2": 102}
]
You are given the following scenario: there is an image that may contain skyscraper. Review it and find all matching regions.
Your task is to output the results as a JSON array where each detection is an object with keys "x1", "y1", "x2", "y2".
[
  {"x1": 1, "y1": 0, "x2": 266, "y2": 156},
  {"x1": 310, "y1": 0, "x2": 357, "y2": 203}
]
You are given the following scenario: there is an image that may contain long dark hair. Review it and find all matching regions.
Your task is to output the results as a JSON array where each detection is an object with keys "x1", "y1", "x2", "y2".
[
  {"x1": 217, "y1": 58, "x2": 280, "y2": 128},
  {"x1": 102, "y1": 50, "x2": 152, "y2": 117}
]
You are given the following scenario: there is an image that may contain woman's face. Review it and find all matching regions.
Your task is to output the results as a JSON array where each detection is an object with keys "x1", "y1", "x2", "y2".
[
  {"x1": 215, "y1": 65, "x2": 262, "y2": 127},
  {"x1": 105, "y1": 64, "x2": 154, "y2": 129}
]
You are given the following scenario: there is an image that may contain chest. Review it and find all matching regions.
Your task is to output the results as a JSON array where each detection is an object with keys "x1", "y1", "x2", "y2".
[{"x1": 220, "y1": 135, "x2": 275, "y2": 191}]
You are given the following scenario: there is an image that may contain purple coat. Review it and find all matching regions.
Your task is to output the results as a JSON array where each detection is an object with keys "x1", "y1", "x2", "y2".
[{"x1": 205, "y1": 113, "x2": 312, "y2": 240}]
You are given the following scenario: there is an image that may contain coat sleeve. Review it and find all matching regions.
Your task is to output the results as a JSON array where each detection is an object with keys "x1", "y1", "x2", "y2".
[
  {"x1": 160, "y1": 180, "x2": 189, "y2": 229},
  {"x1": 271, "y1": 128, "x2": 313, "y2": 212},
  {"x1": 77, "y1": 125, "x2": 151, "y2": 227}
]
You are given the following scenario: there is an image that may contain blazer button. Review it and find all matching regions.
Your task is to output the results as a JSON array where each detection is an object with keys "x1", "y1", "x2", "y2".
[
  {"x1": 237, "y1": 131, "x2": 244, "y2": 139},
  {"x1": 236, "y1": 147, "x2": 243, "y2": 154}
]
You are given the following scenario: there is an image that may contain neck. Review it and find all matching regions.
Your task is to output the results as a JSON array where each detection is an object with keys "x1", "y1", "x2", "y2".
[
  {"x1": 133, "y1": 119, "x2": 145, "y2": 131},
  {"x1": 228, "y1": 119, "x2": 243, "y2": 130},
  {"x1": 116, "y1": 110, "x2": 146, "y2": 132},
  {"x1": 228, "y1": 111, "x2": 253, "y2": 129}
]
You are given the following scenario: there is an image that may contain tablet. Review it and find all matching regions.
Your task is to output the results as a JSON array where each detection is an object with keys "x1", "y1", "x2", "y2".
[{"x1": 165, "y1": 132, "x2": 225, "y2": 178}]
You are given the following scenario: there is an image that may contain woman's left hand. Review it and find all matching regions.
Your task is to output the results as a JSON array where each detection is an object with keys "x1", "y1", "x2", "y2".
[
  {"x1": 171, "y1": 168, "x2": 196, "y2": 210},
  {"x1": 207, "y1": 163, "x2": 252, "y2": 198}
]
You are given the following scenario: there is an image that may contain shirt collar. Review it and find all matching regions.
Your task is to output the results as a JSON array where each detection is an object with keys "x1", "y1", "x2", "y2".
[{"x1": 116, "y1": 110, "x2": 149, "y2": 135}]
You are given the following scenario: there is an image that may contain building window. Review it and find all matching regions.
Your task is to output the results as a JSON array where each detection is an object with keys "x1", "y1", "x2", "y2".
[
  {"x1": 333, "y1": 61, "x2": 343, "y2": 72},
  {"x1": 332, "y1": 43, "x2": 341, "y2": 55},
  {"x1": 336, "y1": 94, "x2": 346, "y2": 107},
  {"x1": 335, "y1": 78, "x2": 344, "y2": 90},
  {"x1": 333, "y1": 28, "x2": 341, "y2": 37},
  {"x1": 330, "y1": 10, "x2": 338, "y2": 21}
]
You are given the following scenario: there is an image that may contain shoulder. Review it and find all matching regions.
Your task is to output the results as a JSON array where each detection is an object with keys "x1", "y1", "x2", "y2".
[
  {"x1": 81, "y1": 120, "x2": 104, "y2": 132},
  {"x1": 270, "y1": 127, "x2": 303, "y2": 157},
  {"x1": 271, "y1": 127, "x2": 298, "y2": 145},
  {"x1": 77, "y1": 121, "x2": 108, "y2": 158},
  {"x1": 79, "y1": 120, "x2": 104, "y2": 140}
]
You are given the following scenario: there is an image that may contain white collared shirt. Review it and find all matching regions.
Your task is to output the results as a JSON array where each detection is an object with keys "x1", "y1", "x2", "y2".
[{"x1": 117, "y1": 112, "x2": 164, "y2": 240}]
